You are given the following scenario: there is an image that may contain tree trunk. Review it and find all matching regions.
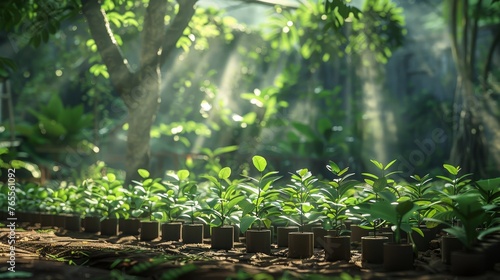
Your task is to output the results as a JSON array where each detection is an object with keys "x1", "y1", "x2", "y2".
[
  {"x1": 125, "y1": 66, "x2": 161, "y2": 186},
  {"x1": 447, "y1": 0, "x2": 487, "y2": 178},
  {"x1": 82, "y1": 0, "x2": 198, "y2": 185}
]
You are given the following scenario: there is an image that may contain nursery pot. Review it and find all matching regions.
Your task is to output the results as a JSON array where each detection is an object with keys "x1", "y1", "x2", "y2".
[
  {"x1": 40, "y1": 213, "x2": 55, "y2": 227},
  {"x1": 64, "y1": 215, "x2": 81, "y2": 232},
  {"x1": 182, "y1": 223, "x2": 204, "y2": 244},
  {"x1": 450, "y1": 250, "x2": 486, "y2": 276},
  {"x1": 211, "y1": 226, "x2": 234, "y2": 250},
  {"x1": 288, "y1": 232, "x2": 314, "y2": 259},
  {"x1": 140, "y1": 221, "x2": 160, "y2": 241},
  {"x1": 161, "y1": 222, "x2": 183, "y2": 242},
  {"x1": 100, "y1": 218, "x2": 119, "y2": 236},
  {"x1": 203, "y1": 222, "x2": 211, "y2": 238},
  {"x1": 276, "y1": 226, "x2": 299, "y2": 247},
  {"x1": 83, "y1": 216, "x2": 101, "y2": 233},
  {"x1": 441, "y1": 235, "x2": 463, "y2": 265},
  {"x1": 28, "y1": 212, "x2": 41, "y2": 226},
  {"x1": 120, "y1": 218, "x2": 141, "y2": 235},
  {"x1": 324, "y1": 235, "x2": 351, "y2": 262},
  {"x1": 411, "y1": 226, "x2": 438, "y2": 252},
  {"x1": 361, "y1": 236, "x2": 389, "y2": 264},
  {"x1": 350, "y1": 225, "x2": 371, "y2": 244},
  {"x1": 383, "y1": 242, "x2": 414, "y2": 271},
  {"x1": 246, "y1": 229, "x2": 271, "y2": 255},
  {"x1": 233, "y1": 224, "x2": 241, "y2": 242},
  {"x1": 53, "y1": 214, "x2": 66, "y2": 229},
  {"x1": 312, "y1": 227, "x2": 337, "y2": 248}
]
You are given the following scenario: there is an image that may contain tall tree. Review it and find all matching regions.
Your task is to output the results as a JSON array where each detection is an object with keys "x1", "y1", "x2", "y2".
[
  {"x1": 81, "y1": 0, "x2": 197, "y2": 185},
  {"x1": 446, "y1": 0, "x2": 500, "y2": 177}
]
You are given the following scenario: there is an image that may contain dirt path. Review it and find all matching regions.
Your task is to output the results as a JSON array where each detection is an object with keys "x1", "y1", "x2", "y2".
[{"x1": 1, "y1": 227, "x2": 499, "y2": 280}]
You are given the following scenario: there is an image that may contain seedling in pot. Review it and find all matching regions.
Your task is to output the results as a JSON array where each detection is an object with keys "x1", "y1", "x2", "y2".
[
  {"x1": 426, "y1": 192, "x2": 500, "y2": 252},
  {"x1": 82, "y1": 174, "x2": 129, "y2": 221},
  {"x1": 239, "y1": 155, "x2": 282, "y2": 233},
  {"x1": 131, "y1": 169, "x2": 166, "y2": 221},
  {"x1": 355, "y1": 159, "x2": 402, "y2": 236},
  {"x1": 280, "y1": 168, "x2": 322, "y2": 232},
  {"x1": 201, "y1": 167, "x2": 246, "y2": 227},
  {"x1": 159, "y1": 169, "x2": 191, "y2": 223},
  {"x1": 318, "y1": 161, "x2": 359, "y2": 236},
  {"x1": 177, "y1": 170, "x2": 203, "y2": 224}
]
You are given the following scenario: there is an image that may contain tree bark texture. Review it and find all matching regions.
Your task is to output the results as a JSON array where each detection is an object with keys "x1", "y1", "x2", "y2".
[
  {"x1": 448, "y1": 0, "x2": 488, "y2": 178},
  {"x1": 81, "y1": 0, "x2": 198, "y2": 185}
]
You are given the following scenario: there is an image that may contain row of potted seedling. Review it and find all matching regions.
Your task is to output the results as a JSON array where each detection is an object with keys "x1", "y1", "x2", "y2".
[{"x1": 1, "y1": 156, "x2": 499, "y2": 275}]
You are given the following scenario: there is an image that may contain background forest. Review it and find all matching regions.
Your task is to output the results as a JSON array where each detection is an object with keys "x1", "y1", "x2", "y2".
[{"x1": 1, "y1": 0, "x2": 499, "y2": 185}]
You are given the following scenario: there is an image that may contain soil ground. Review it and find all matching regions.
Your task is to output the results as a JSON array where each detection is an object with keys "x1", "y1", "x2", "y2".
[{"x1": 1, "y1": 225, "x2": 499, "y2": 280}]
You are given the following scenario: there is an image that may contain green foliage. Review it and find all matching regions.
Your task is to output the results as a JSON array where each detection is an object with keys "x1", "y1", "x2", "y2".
[
  {"x1": 436, "y1": 164, "x2": 472, "y2": 195},
  {"x1": 80, "y1": 174, "x2": 129, "y2": 220},
  {"x1": 403, "y1": 174, "x2": 441, "y2": 227},
  {"x1": 201, "y1": 166, "x2": 246, "y2": 227},
  {"x1": 15, "y1": 182, "x2": 49, "y2": 213},
  {"x1": 426, "y1": 192, "x2": 500, "y2": 252},
  {"x1": 239, "y1": 155, "x2": 282, "y2": 232},
  {"x1": 474, "y1": 177, "x2": 500, "y2": 205},
  {"x1": 179, "y1": 171, "x2": 204, "y2": 224},
  {"x1": 16, "y1": 94, "x2": 94, "y2": 148},
  {"x1": 324, "y1": 0, "x2": 362, "y2": 31},
  {"x1": 131, "y1": 169, "x2": 167, "y2": 221},
  {"x1": 159, "y1": 170, "x2": 192, "y2": 222},
  {"x1": 280, "y1": 168, "x2": 322, "y2": 231},
  {"x1": 318, "y1": 161, "x2": 359, "y2": 234},
  {"x1": 349, "y1": 0, "x2": 406, "y2": 64}
]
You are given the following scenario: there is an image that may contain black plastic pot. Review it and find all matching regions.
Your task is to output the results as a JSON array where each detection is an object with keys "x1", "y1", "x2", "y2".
[
  {"x1": 64, "y1": 215, "x2": 81, "y2": 232},
  {"x1": 83, "y1": 216, "x2": 101, "y2": 233},
  {"x1": 324, "y1": 235, "x2": 351, "y2": 262},
  {"x1": 211, "y1": 226, "x2": 234, "y2": 250},
  {"x1": 383, "y1": 242, "x2": 414, "y2": 271},
  {"x1": 120, "y1": 218, "x2": 141, "y2": 235},
  {"x1": 246, "y1": 229, "x2": 271, "y2": 254},
  {"x1": 276, "y1": 226, "x2": 299, "y2": 247},
  {"x1": 100, "y1": 218, "x2": 119, "y2": 236},
  {"x1": 450, "y1": 250, "x2": 486, "y2": 276},
  {"x1": 53, "y1": 214, "x2": 66, "y2": 229},
  {"x1": 40, "y1": 213, "x2": 55, "y2": 227},
  {"x1": 361, "y1": 236, "x2": 389, "y2": 264},
  {"x1": 140, "y1": 221, "x2": 160, "y2": 241},
  {"x1": 312, "y1": 227, "x2": 337, "y2": 248},
  {"x1": 182, "y1": 223, "x2": 204, "y2": 244},
  {"x1": 441, "y1": 235, "x2": 463, "y2": 265},
  {"x1": 161, "y1": 222, "x2": 182, "y2": 242},
  {"x1": 288, "y1": 232, "x2": 314, "y2": 259}
]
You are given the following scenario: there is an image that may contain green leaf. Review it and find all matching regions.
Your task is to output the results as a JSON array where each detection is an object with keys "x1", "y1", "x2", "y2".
[
  {"x1": 240, "y1": 216, "x2": 258, "y2": 233},
  {"x1": 370, "y1": 159, "x2": 384, "y2": 170},
  {"x1": 384, "y1": 159, "x2": 397, "y2": 170},
  {"x1": 252, "y1": 155, "x2": 267, "y2": 172},
  {"x1": 396, "y1": 200, "x2": 414, "y2": 216},
  {"x1": 476, "y1": 177, "x2": 500, "y2": 192},
  {"x1": 213, "y1": 145, "x2": 238, "y2": 156},
  {"x1": 443, "y1": 164, "x2": 459, "y2": 175},
  {"x1": 327, "y1": 161, "x2": 340, "y2": 173},
  {"x1": 218, "y1": 167, "x2": 231, "y2": 180},
  {"x1": 177, "y1": 169, "x2": 189, "y2": 181},
  {"x1": 372, "y1": 177, "x2": 387, "y2": 193},
  {"x1": 106, "y1": 173, "x2": 116, "y2": 182},
  {"x1": 138, "y1": 169, "x2": 150, "y2": 179}
]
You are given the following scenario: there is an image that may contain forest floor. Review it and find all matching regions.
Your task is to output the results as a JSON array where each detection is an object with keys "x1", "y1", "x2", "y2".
[{"x1": 1, "y1": 226, "x2": 500, "y2": 280}]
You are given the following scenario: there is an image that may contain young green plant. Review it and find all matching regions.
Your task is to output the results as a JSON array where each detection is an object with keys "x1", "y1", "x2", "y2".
[
  {"x1": 318, "y1": 161, "x2": 359, "y2": 235},
  {"x1": 280, "y1": 168, "x2": 322, "y2": 232},
  {"x1": 131, "y1": 169, "x2": 166, "y2": 221},
  {"x1": 202, "y1": 167, "x2": 245, "y2": 227},
  {"x1": 239, "y1": 155, "x2": 282, "y2": 233}
]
